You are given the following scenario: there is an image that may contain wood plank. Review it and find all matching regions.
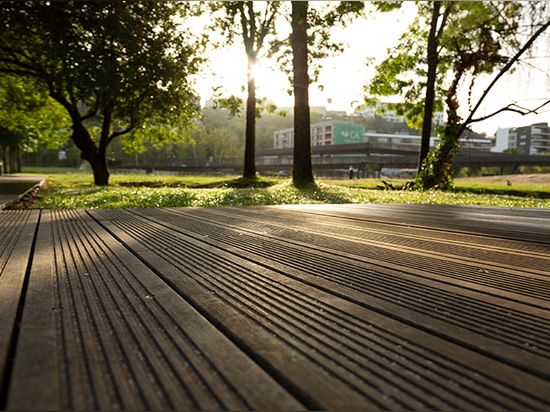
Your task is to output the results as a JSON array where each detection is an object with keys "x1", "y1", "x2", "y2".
[
  {"x1": 3, "y1": 204, "x2": 549, "y2": 410},
  {"x1": 0, "y1": 210, "x2": 40, "y2": 401},
  {"x1": 191, "y1": 206, "x2": 550, "y2": 306},
  {"x1": 286, "y1": 203, "x2": 550, "y2": 243},
  {"x1": 7, "y1": 209, "x2": 303, "y2": 411},
  {"x1": 90, "y1": 206, "x2": 550, "y2": 410}
]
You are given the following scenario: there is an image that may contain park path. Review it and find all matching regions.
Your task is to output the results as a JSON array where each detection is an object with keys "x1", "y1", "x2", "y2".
[{"x1": 1, "y1": 203, "x2": 549, "y2": 410}]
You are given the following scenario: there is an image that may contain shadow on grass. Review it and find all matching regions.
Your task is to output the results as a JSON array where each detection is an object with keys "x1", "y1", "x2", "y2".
[
  {"x1": 293, "y1": 182, "x2": 357, "y2": 204},
  {"x1": 201, "y1": 176, "x2": 278, "y2": 189},
  {"x1": 190, "y1": 181, "x2": 357, "y2": 207},
  {"x1": 116, "y1": 175, "x2": 278, "y2": 189}
]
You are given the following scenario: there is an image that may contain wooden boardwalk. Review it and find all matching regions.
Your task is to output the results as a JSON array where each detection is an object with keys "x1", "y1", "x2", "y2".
[{"x1": 1, "y1": 204, "x2": 549, "y2": 411}]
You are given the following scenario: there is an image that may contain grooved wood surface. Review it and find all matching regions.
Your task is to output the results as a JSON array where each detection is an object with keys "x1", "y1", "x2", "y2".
[{"x1": 1, "y1": 204, "x2": 549, "y2": 410}]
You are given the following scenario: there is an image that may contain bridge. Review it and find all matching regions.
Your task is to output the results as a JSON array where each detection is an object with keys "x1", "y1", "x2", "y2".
[
  {"x1": 255, "y1": 142, "x2": 550, "y2": 173},
  {"x1": 117, "y1": 141, "x2": 550, "y2": 175}
]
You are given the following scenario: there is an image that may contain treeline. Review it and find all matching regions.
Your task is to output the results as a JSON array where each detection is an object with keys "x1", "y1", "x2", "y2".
[
  {"x1": 21, "y1": 108, "x2": 307, "y2": 169},
  {"x1": 21, "y1": 107, "x2": 428, "y2": 170}
]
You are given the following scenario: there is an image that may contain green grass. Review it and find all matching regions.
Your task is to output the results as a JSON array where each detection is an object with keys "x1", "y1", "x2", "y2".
[
  {"x1": 453, "y1": 178, "x2": 550, "y2": 199},
  {"x1": 29, "y1": 172, "x2": 550, "y2": 210}
]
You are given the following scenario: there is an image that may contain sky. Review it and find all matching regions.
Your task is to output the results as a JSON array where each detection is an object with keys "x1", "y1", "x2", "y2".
[{"x1": 195, "y1": 3, "x2": 550, "y2": 137}]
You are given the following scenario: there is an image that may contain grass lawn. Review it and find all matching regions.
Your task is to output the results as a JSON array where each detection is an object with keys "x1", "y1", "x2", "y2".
[{"x1": 15, "y1": 169, "x2": 549, "y2": 210}]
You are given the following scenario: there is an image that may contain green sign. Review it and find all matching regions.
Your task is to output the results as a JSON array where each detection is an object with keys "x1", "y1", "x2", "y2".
[{"x1": 334, "y1": 123, "x2": 365, "y2": 144}]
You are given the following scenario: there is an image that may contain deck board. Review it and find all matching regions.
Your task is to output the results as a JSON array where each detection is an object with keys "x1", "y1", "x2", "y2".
[
  {"x1": 0, "y1": 210, "x2": 40, "y2": 395},
  {"x1": 1, "y1": 204, "x2": 549, "y2": 410}
]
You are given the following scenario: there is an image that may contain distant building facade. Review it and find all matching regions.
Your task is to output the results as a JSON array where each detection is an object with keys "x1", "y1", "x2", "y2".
[
  {"x1": 492, "y1": 122, "x2": 550, "y2": 154},
  {"x1": 274, "y1": 121, "x2": 366, "y2": 149},
  {"x1": 274, "y1": 122, "x2": 491, "y2": 152}
]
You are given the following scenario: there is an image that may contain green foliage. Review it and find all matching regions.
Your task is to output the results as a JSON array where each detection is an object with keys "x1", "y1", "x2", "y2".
[
  {"x1": 372, "y1": 2, "x2": 402, "y2": 13},
  {"x1": 211, "y1": 94, "x2": 283, "y2": 120},
  {"x1": 208, "y1": 1, "x2": 282, "y2": 49},
  {"x1": 415, "y1": 134, "x2": 460, "y2": 191},
  {"x1": 366, "y1": 1, "x2": 529, "y2": 190},
  {"x1": 213, "y1": 95, "x2": 245, "y2": 118},
  {"x1": 0, "y1": 74, "x2": 71, "y2": 151},
  {"x1": 1, "y1": 2, "x2": 202, "y2": 121},
  {"x1": 0, "y1": 1, "x2": 204, "y2": 184},
  {"x1": 99, "y1": 107, "x2": 296, "y2": 167}
]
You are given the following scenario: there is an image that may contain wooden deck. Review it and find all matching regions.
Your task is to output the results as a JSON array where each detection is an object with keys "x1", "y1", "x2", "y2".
[{"x1": 1, "y1": 203, "x2": 549, "y2": 411}]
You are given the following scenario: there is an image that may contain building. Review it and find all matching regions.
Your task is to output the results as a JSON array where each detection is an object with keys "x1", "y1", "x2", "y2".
[
  {"x1": 274, "y1": 121, "x2": 366, "y2": 149},
  {"x1": 492, "y1": 122, "x2": 550, "y2": 154},
  {"x1": 262, "y1": 126, "x2": 491, "y2": 176},
  {"x1": 492, "y1": 128, "x2": 510, "y2": 153},
  {"x1": 274, "y1": 123, "x2": 491, "y2": 152}
]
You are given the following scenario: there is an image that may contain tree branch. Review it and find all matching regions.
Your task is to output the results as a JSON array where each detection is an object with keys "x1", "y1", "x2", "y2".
[
  {"x1": 257, "y1": 5, "x2": 279, "y2": 52},
  {"x1": 460, "y1": 19, "x2": 550, "y2": 134},
  {"x1": 469, "y1": 99, "x2": 550, "y2": 123},
  {"x1": 109, "y1": 124, "x2": 134, "y2": 143}
]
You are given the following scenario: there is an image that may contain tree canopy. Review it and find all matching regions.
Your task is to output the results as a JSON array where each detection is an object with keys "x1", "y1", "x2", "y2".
[
  {"x1": 0, "y1": 73, "x2": 71, "y2": 173},
  {"x1": 0, "y1": 1, "x2": 203, "y2": 185}
]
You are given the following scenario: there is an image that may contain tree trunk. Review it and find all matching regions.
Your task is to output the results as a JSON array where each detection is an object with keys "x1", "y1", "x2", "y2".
[
  {"x1": 88, "y1": 150, "x2": 110, "y2": 186},
  {"x1": 291, "y1": 1, "x2": 314, "y2": 187},
  {"x1": 9, "y1": 146, "x2": 16, "y2": 174},
  {"x1": 70, "y1": 117, "x2": 110, "y2": 185},
  {"x1": 1, "y1": 146, "x2": 5, "y2": 175},
  {"x1": 242, "y1": 53, "x2": 257, "y2": 178},
  {"x1": 418, "y1": 1, "x2": 441, "y2": 174},
  {"x1": 16, "y1": 146, "x2": 22, "y2": 173},
  {"x1": 418, "y1": 73, "x2": 463, "y2": 191}
]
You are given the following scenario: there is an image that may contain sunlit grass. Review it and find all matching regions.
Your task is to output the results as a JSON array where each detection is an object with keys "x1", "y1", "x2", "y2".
[
  {"x1": 33, "y1": 173, "x2": 550, "y2": 210},
  {"x1": 454, "y1": 179, "x2": 550, "y2": 198}
]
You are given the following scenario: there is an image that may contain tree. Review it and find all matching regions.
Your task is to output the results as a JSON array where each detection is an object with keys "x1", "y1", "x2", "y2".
[
  {"x1": 0, "y1": 1, "x2": 202, "y2": 185},
  {"x1": 209, "y1": 2, "x2": 281, "y2": 179},
  {"x1": 366, "y1": 1, "x2": 546, "y2": 190},
  {"x1": 284, "y1": 1, "x2": 364, "y2": 186},
  {"x1": 419, "y1": 2, "x2": 452, "y2": 175},
  {"x1": 366, "y1": 2, "x2": 451, "y2": 175},
  {"x1": 418, "y1": 2, "x2": 549, "y2": 190}
]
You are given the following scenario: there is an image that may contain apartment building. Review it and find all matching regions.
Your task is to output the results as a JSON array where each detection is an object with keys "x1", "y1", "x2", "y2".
[
  {"x1": 492, "y1": 122, "x2": 550, "y2": 154},
  {"x1": 273, "y1": 121, "x2": 366, "y2": 149}
]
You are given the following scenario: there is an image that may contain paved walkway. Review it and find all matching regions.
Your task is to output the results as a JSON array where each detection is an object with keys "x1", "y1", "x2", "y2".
[
  {"x1": 0, "y1": 176, "x2": 45, "y2": 209},
  {"x1": 1, "y1": 204, "x2": 549, "y2": 410}
]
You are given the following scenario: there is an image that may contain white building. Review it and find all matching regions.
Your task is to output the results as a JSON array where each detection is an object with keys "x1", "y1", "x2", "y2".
[
  {"x1": 491, "y1": 122, "x2": 550, "y2": 154},
  {"x1": 492, "y1": 128, "x2": 510, "y2": 153}
]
